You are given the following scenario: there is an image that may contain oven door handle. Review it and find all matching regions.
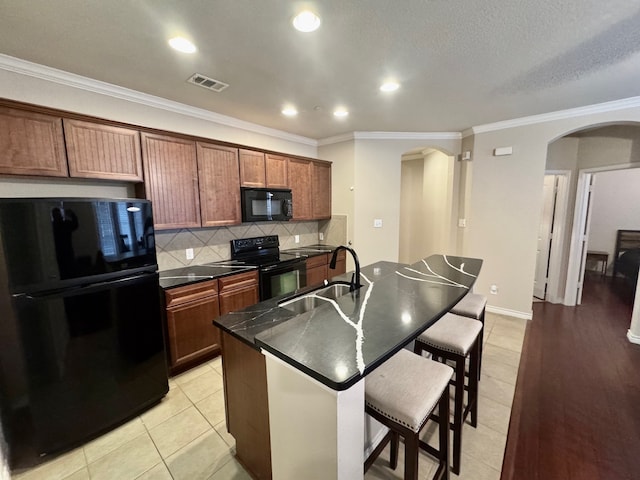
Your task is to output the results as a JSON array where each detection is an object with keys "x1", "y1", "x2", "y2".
[{"x1": 261, "y1": 261, "x2": 305, "y2": 273}]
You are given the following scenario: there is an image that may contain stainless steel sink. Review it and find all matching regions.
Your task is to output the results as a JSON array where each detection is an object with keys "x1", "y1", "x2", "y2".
[
  {"x1": 278, "y1": 283, "x2": 352, "y2": 314},
  {"x1": 316, "y1": 283, "x2": 351, "y2": 299}
]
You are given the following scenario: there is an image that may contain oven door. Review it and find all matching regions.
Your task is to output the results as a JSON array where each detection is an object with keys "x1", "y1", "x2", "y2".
[{"x1": 259, "y1": 260, "x2": 307, "y2": 300}]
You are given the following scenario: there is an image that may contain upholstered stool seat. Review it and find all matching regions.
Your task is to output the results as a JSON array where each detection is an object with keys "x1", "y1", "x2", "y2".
[
  {"x1": 450, "y1": 293, "x2": 487, "y2": 378},
  {"x1": 365, "y1": 349, "x2": 453, "y2": 480},
  {"x1": 415, "y1": 313, "x2": 482, "y2": 475}
]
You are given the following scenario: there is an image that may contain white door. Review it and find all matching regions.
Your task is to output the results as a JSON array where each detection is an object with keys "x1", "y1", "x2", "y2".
[
  {"x1": 576, "y1": 174, "x2": 596, "y2": 304},
  {"x1": 534, "y1": 175, "x2": 557, "y2": 299}
]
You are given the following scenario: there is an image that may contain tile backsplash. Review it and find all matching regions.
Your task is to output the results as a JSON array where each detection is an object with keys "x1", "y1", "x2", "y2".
[{"x1": 155, "y1": 217, "x2": 343, "y2": 271}]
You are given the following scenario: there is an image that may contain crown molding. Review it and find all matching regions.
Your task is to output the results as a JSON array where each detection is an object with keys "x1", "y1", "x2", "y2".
[
  {"x1": 471, "y1": 96, "x2": 640, "y2": 135},
  {"x1": 318, "y1": 130, "x2": 461, "y2": 146},
  {"x1": 0, "y1": 54, "x2": 318, "y2": 147}
]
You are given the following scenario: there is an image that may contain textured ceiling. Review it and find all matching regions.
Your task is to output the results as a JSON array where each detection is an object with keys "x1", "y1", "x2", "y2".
[{"x1": 2, "y1": 0, "x2": 640, "y2": 139}]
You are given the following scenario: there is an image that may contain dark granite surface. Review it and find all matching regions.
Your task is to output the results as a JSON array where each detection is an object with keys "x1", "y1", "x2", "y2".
[
  {"x1": 159, "y1": 262, "x2": 256, "y2": 289},
  {"x1": 214, "y1": 255, "x2": 482, "y2": 391}
]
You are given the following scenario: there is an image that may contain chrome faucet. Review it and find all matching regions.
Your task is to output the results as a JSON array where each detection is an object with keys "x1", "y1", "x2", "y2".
[{"x1": 329, "y1": 246, "x2": 361, "y2": 292}]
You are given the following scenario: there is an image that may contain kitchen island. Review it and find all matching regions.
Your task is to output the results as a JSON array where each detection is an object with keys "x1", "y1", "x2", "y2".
[{"x1": 214, "y1": 254, "x2": 482, "y2": 479}]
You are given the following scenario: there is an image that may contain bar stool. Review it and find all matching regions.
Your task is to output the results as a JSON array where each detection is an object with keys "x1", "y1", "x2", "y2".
[
  {"x1": 450, "y1": 292, "x2": 487, "y2": 379},
  {"x1": 414, "y1": 313, "x2": 482, "y2": 475},
  {"x1": 364, "y1": 349, "x2": 453, "y2": 480}
]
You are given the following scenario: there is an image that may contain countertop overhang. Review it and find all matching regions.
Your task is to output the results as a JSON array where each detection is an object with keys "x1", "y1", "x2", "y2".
[{"x1": 214, "y1": 254, "x2": 482, "y2": 391}]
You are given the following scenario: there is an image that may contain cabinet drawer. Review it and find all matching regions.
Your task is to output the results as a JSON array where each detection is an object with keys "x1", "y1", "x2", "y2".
[
  {"x1": 306, "y1": 253, "x2": 329, "y2": 269},
  {"x1": 219, "y1": 270, "x2": 258, "y2": 293},
  {"x1": 165, "y1": 279, "x2": 219, "y2": 307}
]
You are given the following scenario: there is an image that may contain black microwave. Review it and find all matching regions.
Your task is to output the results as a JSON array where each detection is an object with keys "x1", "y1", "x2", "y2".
[{"x1": 241, "y1": 187, "x2": 293, "y2": 222}]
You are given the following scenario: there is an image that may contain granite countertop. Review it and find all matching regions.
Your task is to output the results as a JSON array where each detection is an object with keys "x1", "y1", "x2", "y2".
[
  {"x1": 159, "y1": 262, "x2": 256, "y2": 289},
  {"x1": 214, "y1": 255, "x2": 482, "y2": 391}
]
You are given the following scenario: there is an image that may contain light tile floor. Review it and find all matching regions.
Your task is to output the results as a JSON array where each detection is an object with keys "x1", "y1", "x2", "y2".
[{"x1": 12, "y1": 312, "x2": 526, "y2": 480}]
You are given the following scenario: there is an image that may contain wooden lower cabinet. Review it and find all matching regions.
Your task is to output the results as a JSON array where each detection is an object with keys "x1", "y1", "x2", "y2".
[
  {"x1": 306, "y1": 253, "x2": 329, "y2": 287},
  {"x1": 306, "y1": 251, "x2": 347, "y2": 287},
  {"x1": 165, "y1": 280, "x2": 220, "y2": 374},
  {"x1": 221, "y1": 331, "x2": 271, "y2": 480},
  {"x1": 219, "y1": 270, "x2": 259, "y2": 315}
]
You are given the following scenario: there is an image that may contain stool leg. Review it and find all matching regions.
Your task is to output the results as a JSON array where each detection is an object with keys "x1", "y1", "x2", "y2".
[
  {"x1": 452, "y1": 355, "x2": 465, "y2": 475},
  {"x1": 469, "y1": 339, "x2": 480, "y2": 428},
  {"x1": 478, "y1": 308, "x2": 485, "y2": 381},
  {"x1": 390, "y1": 431, "x2": 399, "y2": 470},
  {"x1": 439, "y1": 385, "x2": 451, "y2": 480},
  {"x1": 404, "y1": 433, "x2": 420, "y2": 480}
]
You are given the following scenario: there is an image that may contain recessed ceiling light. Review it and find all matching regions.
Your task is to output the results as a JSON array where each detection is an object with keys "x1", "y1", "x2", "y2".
[
  {"x1": 380, "y1": 81, "x2": 400, "y2": 92},
  {"x1": 292, "y1": 11, "x2": 321, "y2": 32},
  {"x1": 282, "y1": 106, "x2": 298, "y2": 116},
  {"x1": 333, "y1": 108, "x2": 349, "y2": 118},
  {"x1": 168, "y1": 36, "x2": 197, "y2": 54}
]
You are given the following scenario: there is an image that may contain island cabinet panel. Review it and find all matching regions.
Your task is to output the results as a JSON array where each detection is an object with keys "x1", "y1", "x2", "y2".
[
  {"x1": 141, "y1": 133, "x2": 201, "y2": 230},
  {"x1": 265, "y1": 154, "x2": 288, "y2": 189},
  {"x1": 306, "y1": 253, "x2": 329, "y2": 287},
  {"x1": 219, "y1": 270, "x2": 259, "y2": 315},
  {"x1": 221, "y1": 331, "x2": 271, "y2": 480},
  {"x1": 311, "y1": 161, "x2": 332, "y2": 219},
  {"x1": 287, "y1": 158, "x2": 313, "y2": 220},
  {"x1": 0, "y1": 107, "x2": 68, "y2": 177},
  {"x1": 63, "y1": 119, "x2": 143, "y2": 181},
  {"x1": 239, "y1": 149, "x2": 266, "y2": 187},
  {"x1": 197, "y1": 142, "x2": 241, "y2": 227},
  {"x1": 165, "y1": 280, "x2": 220, "y2": 374}
]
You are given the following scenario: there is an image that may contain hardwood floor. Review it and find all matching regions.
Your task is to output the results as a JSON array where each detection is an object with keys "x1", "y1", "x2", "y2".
[{"x1": 501, "y1": 274, "x2": 640, "y2": 480}]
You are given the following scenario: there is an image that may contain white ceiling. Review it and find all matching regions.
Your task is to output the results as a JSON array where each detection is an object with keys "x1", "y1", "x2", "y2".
[{"x1": 2, "y1": 0, "x2": 640, "y2": 140}]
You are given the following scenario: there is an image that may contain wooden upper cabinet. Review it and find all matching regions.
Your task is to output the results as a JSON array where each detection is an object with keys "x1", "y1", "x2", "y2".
[
  {"x1": 312, "y1": 161, "x2": 332, "y2": 219},
  {"x1": 287, "y1": 158, "x2": 313, "y2": 220},
  {"x1": 141, "y1": 132, "x2": 201, "y2": 230},
  {"x1": 265, "y1": 154, "x2": 288, "y2": 189},
  {"x1": 197, "y1": 142, "x2": 241, "y2": 227},
  {"x1": 64, "y1": 119, "x2": 143, "y2": 181},
  {"x1": 239, "y1": 149, "x2": 266, "y2": 187},
  {"x1": 0, "y1": 107, "x2": 68, "y2": 177}
]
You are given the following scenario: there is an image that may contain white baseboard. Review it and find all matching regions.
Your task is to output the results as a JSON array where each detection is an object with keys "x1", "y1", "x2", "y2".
[
  {"x1": 486, "y1": 305, "x2": 533, "y2": 320},
  {"x1": 627, "y1": 330, "x2": 640, "y2": 345}
]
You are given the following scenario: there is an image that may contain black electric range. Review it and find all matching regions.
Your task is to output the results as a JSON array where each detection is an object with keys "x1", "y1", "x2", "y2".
[{"x1": 231, "y1": 235, "x2": 307, "y2": 300}]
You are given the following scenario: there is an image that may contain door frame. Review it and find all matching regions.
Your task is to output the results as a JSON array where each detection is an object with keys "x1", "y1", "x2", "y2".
[{"x1": 564, "y1": 164, "x2": 636, "y2": 305}]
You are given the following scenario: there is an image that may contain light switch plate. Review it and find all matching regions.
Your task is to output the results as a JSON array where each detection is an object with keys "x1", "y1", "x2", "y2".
[
  {"x1": 319, "y1": 232, "x2": 324, "y2": 241},
  {"x1": 186, "y1": 248, "x2": 194, "y2": 260},
  {"x1": 295, "y1": 235, "x2": 300, "y2": 243},
  {"x1": 373, "y1": 219, "x2": 383, "y2": 228}
]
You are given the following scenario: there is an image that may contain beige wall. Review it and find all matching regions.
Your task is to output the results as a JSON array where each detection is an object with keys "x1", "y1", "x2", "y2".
[{"x1": 466, "y1": 106, "x2": 640, "y2": 318}]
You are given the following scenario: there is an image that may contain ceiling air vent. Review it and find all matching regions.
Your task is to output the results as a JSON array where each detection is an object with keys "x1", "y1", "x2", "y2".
[{"x1": 187, "y1": 73, "x2": 229, "y2": 92}]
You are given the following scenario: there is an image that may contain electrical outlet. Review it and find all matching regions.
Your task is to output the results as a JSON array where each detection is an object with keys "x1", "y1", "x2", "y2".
[
  {"x1": 294, "y1": 235, "x2": 300, "y2": 243},
  {"x1": 186, "y1": 248, "x2": 194, "y2": 260},
  {"x1": 319, "y1": 232, "x2": 324, "y2": 241}
]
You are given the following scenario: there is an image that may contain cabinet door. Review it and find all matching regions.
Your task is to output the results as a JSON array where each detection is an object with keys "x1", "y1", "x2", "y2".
[
  {"x1": 219, "y1": 271, "x2": 259, "y2": 315},
  {"x1": 0, "y1": 107, "x2": 68, "y2": 177},
  {"x1": 312, "y1": 161, "x2": 332, "y2": 219},
  {"x1": 265, "y1": 154, "x2": 288, "y2": 189},
  {"x1": 239, "y1": 149, "x2": 266, "y2": 187},
  {"x1": 141, "y1": 133, "x2": 200, "y2": 230},
  {"x1": 197, "y1": 142, "x2": 241, "y2": 227},
  {"x1": 64, "y1": 119, "x2": 143, "y2": 181},
  {"x1": 166, "y1": 295, "x2": 221, "y2": 370},
  {"x1": 287, "y1": 158, "x2": 313, "y2": 220}
]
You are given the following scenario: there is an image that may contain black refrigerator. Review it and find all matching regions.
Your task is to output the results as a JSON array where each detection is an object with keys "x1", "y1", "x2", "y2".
[{"x1": 0, "y1": 198, "x2": 169, "y2": 469}]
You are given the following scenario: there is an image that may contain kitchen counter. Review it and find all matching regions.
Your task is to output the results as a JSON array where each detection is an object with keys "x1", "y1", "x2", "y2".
[
  {"x1": 215, "y1": 254, "x2": 482, "y2": 390},
  {"x1": 158, "y1": 262, "x2": 256, "y2": 289}
]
